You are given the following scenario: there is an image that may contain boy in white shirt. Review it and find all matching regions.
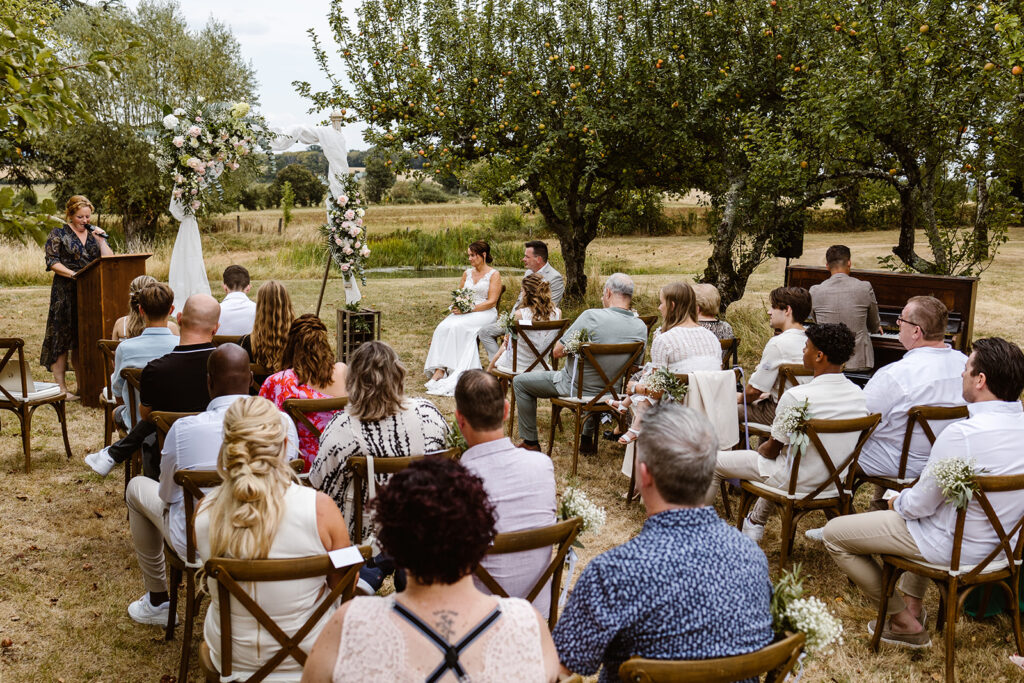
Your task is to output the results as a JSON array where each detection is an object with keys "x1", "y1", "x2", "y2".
[{"x1": 217, "y1": 265, "x2": 256, "y2": 335}]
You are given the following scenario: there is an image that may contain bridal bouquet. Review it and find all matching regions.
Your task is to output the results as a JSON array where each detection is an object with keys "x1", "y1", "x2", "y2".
[
  {"x1": 928, "y1": 456, "x2": 987, "y2": 509},
  {"x1": 776, "y1": 397, "x2": 812, "y2": 458},
  {"x1": 771, "y1": 565, "x2": 844, "y2": 655},
  {"x1": 561, "y1": 328, "x2": 594, "y2": 355},
  {"x1": 153, "y1": 97, "x2": 272, "y2": 215},
  {"x1": 451, "y1": 287, "x2": 475, "y2": 313},
  {"x1": 322, "y1": 173, "x2": 370, "y2": 284},
  {"x1": 644, "y1": 367, "x2": 688, "y2": 403}
]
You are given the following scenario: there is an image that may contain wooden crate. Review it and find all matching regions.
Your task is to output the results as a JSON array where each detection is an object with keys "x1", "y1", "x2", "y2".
[{"x1": 336, "y1": 307, "x2": 381, "y2": 362}]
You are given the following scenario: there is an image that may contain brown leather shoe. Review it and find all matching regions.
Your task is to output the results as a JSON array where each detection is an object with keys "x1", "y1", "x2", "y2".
[{"x1": 516, "y1": 441, "x2": 542, "y2": 452}]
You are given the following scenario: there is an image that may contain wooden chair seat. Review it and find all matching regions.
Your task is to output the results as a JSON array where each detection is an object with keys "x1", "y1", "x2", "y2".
[
  {"x1": 618, "y1": 631, "x2": 805, "y2": 683},
  {"x1": 0, "y1": 337, "x2": 72, "y2": 471},
  {"x1": 282, "y1": 396, "x2": 349, "y2": 442}
]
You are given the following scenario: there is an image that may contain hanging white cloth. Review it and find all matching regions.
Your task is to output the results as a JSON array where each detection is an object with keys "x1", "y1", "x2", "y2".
[{"x1": 167, "y1": 198, "x2": 211, "y2": 311}]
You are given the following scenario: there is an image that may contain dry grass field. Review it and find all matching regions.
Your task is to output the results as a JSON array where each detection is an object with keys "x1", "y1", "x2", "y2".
[{"x1": 1, "y1": 216, "x2": 1023, "y2": 682}]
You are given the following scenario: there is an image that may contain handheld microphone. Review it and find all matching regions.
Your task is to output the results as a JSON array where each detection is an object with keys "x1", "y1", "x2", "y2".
[{"x1": 85, "y1": 223, "x2": 108, "y2": 239}]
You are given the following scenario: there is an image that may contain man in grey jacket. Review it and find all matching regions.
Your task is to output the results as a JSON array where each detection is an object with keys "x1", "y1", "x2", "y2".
[
  {"x1": 478, "y1": 240, "x2": 565, "y2": 357},
  {"x1": 809, "y1": 244, "x2": 881, "y2": 371}
]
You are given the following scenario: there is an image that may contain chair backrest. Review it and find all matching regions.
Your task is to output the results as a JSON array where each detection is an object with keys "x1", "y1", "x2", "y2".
[
  {"x1": 120, "y1": 367, "x2": 145, "y2": 426},
  {"x1": 639, "y1": 314, "x2": 659, "y2": 333},
  {"x1": 786, "y1": 413, "x2": 882, "y2": 499},
  {"x1": 512, "y1": 319, "x2": 571, "y2": 373},
  {"x1": 473, "y1": 516, "x2": 582, "y2": 630},
  {"x1": 151, "y1": 410, "x2": 201, "y2": 451},
  {"x1": 618, "y1": 631, "x2": 806, "y2": 683},
  {"x1": 947, "y1": 473, "x2": 1024, "y2": 579},
  {"x1": 213, "y1": 335, "x2": 243, "y2": 346},
  {"x1": 204, "y1": 550, "x2": 368, "y2": 681},
  {"x1": 97, "y1": 339, "x2": 120, "y2": 397},
  {"x1": 282, "y1": 397, "x2": 349, "y2": 440},
  {"x1": 894, "y1": 404, "x2": 970, "y2": 480},
  {"x1": 496, "y1": 284, "x2": 507, "y2": 310},
  {"x1": 774, "y1": 363, "x2": 812, "y2": 398},
  {"x1": 720, "y1": 337, "x2": 739, "y2": 369},
  {"x1": 0, "y1": 338, "x2": 30, "y2": 402},
  {"x1": 572, "y1": 342, "x2": 646, "y2": 404},
  {"x1": 250, "y1": 363, "x2": 272, "y2": 393}
]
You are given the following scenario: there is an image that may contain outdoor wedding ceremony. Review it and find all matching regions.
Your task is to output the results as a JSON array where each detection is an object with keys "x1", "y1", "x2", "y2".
[{"x1": 4, "y1": 0, "x2": 1024, "y2": 681}]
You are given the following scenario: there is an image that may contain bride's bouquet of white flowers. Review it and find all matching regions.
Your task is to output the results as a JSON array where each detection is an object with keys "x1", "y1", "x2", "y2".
[
  {"x1": 929, "y1": 456, "x2": 987, "y2": 509},
  {"x1": 451, "y1": 287, "x2": 475, "y2": 313},
  {"x1": 561, "y1": 328, "x2": 594, "y2": 355}
]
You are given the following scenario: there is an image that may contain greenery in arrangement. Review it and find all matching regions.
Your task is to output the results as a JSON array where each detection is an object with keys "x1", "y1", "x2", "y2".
[
  {"x1": 444, "y1": 418, "x2": 468, "y2": 453},
  {"x1": 776, "y1": 398, "x2": 812, "y2": 459},
  {"x1": 644, "y1": 367, "x2": 688, "y2": 403},
  {"x1": 771, "y1": 565, "x2": 844, "y2": 656},
  {"x1": 497, "y1": 310, "x2": 517, "y2": 336},
  {"x1": 450, "y1": 287, "x2": 475, "y2": 314},
  {"x1": 561, "y1": 328, "x2": 594, "y2": 356},
  {"x1": 928, "y1": 457, "x2": 987, "y2": 510}
]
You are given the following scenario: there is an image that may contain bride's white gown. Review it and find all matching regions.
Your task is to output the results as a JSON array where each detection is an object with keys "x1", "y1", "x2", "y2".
[{"x1": 424, "y1": 268, "x2": 499, "y2": 396}]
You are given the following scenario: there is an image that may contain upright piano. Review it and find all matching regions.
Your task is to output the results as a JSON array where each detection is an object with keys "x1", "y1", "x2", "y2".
[{"x1": 784, "y1": 266, "x2": 978, "y2": 373}]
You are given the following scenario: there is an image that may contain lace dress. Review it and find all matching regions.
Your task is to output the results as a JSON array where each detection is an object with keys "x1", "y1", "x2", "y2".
[
  {"x1": 424, "y1": 267, "x2": 499, "y2": 396},
  {"x1": 332, "y1": 596, "x2": 548, "y2": 682}
]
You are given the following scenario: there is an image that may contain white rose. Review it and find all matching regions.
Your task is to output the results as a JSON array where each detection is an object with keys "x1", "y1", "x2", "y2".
[
  {"x1": 190, "y1": 199, "x2": 201, "y2": 210},
  {"x1": 188, "y1": 125, "x2": 201, "y2": 137},
  {"x1": 356, "y1": 208, "x2": 365, "y2": 217},
  {"x1": 162, "y1": 114, "x2": 179, "y2": 130},
  {"x1": 197, "y1": 96, "x2": 205, "y2": 103},
  {"x1": 360, "y1": 247, "x2": 371, "y2": 257},
  {"x1": 173, "y1": 136, "x2": 185, "y2": 148},
  {"x1": 173, "y1": 108, "x2": 185, "y2": 116}
]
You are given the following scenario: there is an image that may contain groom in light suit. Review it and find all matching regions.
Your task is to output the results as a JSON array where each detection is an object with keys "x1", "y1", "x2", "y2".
[{"x1": 478, "y1": 240, "x2": 565, "y2": 357}]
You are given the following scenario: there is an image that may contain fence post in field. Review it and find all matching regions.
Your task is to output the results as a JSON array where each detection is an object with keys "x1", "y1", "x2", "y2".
[
  {"x1": 278, "y1": 218, "x2": 283, "y2": 234},
  {"x1": 236, "y1": 215, "x2": 240, "y2": 232}
]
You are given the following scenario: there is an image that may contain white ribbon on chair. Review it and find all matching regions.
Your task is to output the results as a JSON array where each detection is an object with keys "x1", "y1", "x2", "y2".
[{"x1": 558, "y1": 547, "x2": 578, "y2": 609}]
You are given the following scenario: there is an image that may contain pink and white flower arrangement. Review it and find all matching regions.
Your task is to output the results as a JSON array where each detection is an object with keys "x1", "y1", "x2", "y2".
[{"x1": 321, "y1": 173, "x2": 370, "y2": 285}]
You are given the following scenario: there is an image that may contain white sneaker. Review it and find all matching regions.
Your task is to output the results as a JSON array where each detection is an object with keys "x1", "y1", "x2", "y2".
[
  {"x1": 85, "y1": 447, "x2": 117, "y2": 477},
  {"x1": 127, "y1": 594, "x2": 175, "y2": 626},
  {"x1": 805, "y1": 527, "x2": 825, "y2": 542},
  {"x1": 740, "y1": 517, "x2": 765, "y2": 543}
]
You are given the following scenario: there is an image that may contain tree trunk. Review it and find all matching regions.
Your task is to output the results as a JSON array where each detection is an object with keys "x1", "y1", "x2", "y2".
[
  {"x1": 701, "y1": 178, "x2": 747, "y2": 312},
  {"x1": 558, "y1": 232, "x2": 589, "y2": 301},
  {"x1": 838, "y1": 181, "x2": 865, "y2": 230},
  {"x1": 919, "y1": 161, "x2": 949, "y2": 273},
  {"x1": 974, "y1": 174, "x2": 990, "y2": 263}
]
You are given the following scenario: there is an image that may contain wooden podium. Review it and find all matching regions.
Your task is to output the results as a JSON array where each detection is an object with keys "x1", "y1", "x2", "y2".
[{"x1": 75, "y1": 254, "x2": 151, "y2": 407}]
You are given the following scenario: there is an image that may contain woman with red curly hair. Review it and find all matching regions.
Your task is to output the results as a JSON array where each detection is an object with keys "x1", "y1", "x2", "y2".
[{"x1": 301, "y1": 457, "x2": 560, "y2": 682}]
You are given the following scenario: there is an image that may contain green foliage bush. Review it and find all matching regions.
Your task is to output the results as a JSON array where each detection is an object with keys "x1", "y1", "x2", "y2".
[{"x1": 388, "y1": 181, "x2": 453, "y2": 204}]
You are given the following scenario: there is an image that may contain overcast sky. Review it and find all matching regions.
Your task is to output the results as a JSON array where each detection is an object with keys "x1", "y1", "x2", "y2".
[{"x1": 125, "y1": 0, "x2": 369, "y2": 149}]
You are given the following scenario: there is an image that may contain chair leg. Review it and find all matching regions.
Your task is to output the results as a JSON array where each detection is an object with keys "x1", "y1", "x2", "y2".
[
  {"x1": 546, "y1": 406, "x2": 561, "y2": 456},
  {"x1": 943, "y1": 580, "x2": 959, "y2": 683},
  {"x1": 166, "y1": 564, "x2": 182, "y2": 641},
  {"x1": 720, "y1": 481, "x2": 733, "y2": 519},
  {"x1": 178, "y1": 570, "x2": 197, "y2": 682},
  {"x1": 736, "y1": 490, "x2": 754, "y2": 529},
  {"x1": 870, "y1": 562, "x2": 897, "y2": 652},
  {"x1": 1011, "y1": 573, "x2": 1024, "y2": 658},
  {"x1": 570, "y1": 411, "x2": 582, "y2": 477},
  {"x1": 53, "y1": 400, "x2": 72, "y2": 460},
  {"x1": 779, "y1": 504, "x2": 795, "y2": 568},
  {"x1": 103, "y1": 407, "x2": 113, "y2": 447},
  {"x1": 20, "y1": 405, "x2": 32, "y2": 472},
  {"x1": 508, "y1": 391, "x2": 517, "y2": 441}
]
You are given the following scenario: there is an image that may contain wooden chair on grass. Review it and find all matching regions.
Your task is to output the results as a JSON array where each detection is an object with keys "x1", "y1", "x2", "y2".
[
  {"x1": 0, "y1": 337, "x2": 72, "y2": 472},
  {"x1": 97, "y1": 339, "x2": 122, "y2": 447},
  {"x1": 871, "y1": 474, "x2": 1024, "y2": 683},
  {"x1": 282, "y1": 396, "x2": 349, "y2": 442},
  {"x1": 735, "y1": 413, "x2": 880, "y2": 567},
  {"x1": 618, "y1": 631, "x2": 806, "y2": 683},
  {"x1": 212, "y1": 334, "x2": 243, "y2": 346},
  {"x1": 850, "y1": 404, "x2": 968, "y2": 509},
  {"x1": 473, "y1": 516, "x2": 582, "y2": 630},
  {"x1": 547, "y1": 342, "x2": 645, "y2": 477},
  {"x1": 120, "y1": 366, "x2": 146, "y2": 494},
  {"x1": 740, "y1": 363, "x2": 812, "y2": 446},
  {"x1": 720, "y1": 337, "x2": 739, "y2": 370},
  {"x1": 488, "y1": 318, "x2": 571, "y2": 439},
  {"x1": 199, "y1": 549, "x2": 369, "y2": 682}
]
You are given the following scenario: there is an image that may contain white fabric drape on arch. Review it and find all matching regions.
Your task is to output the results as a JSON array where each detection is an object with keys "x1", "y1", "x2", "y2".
[
  {"x1": 270, "y1": 124, "x2": 360, "y2": 304},
  {"x1": 168, "y1": 198, "x2": 211, "y2": 311}
]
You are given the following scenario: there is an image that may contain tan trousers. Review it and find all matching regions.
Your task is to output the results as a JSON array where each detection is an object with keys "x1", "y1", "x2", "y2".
[
  {"x1": 706, "y1": 449, "x2": 775, "y2": 525},
  {"x1": 126, "y1": 476, "x2": 168, "y2": 594},
  {"x1": 738, "y1": 396, "x2": 778, "y2": 429},
  {"x1": 822, "y1": 510, "x2": 930, "y2": 615}
]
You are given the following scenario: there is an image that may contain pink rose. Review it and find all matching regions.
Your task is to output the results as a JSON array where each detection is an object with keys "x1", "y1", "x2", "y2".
[
  {"x1": 356, "y1": 218, "x2": 363, "y2": 227},
  {"x1": 360, "y1": 247, "x2": 371, "y2": 257},
  {"x1": 173, "y1": 136, "x2": 185, "y2": 148},
  {"x1": 340, "y1": 263, "x2": 350, "y2": 272},
  {"x1": 188, "y1": 125, "x2": 201, "y2": 137},
  {"x1": 334, "y1": 237, "x2": 342, "y2": 245},
  {"x1": 338, "y1": 195, "x2": 349, "y2": 205},
  {"x1": 344, "y1": 209, "x2": 356, "y2": 220},
  {"x1": 173, "y1": 189, "x2": 183, "y2": 198},
  {"x1": 343, "y1": 246, "x2": 353, "y2": 255},
  {"x1": 354, "y1": 241, "x2": 361, "y2": 249},
  {"x1": 190, "y1": 200, "x2": 201, "y2": 210},
  {"x1": 191, "y1": 188, "x2": 198, "y2": 195}
]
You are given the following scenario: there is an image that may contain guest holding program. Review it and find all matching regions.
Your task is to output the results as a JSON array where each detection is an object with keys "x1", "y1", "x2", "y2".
[{"x1": 40, "y1": 195, "x2": 113, "y2": 398}]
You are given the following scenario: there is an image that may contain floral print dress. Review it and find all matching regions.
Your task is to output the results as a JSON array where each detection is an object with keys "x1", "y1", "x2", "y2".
[
  {"x1": 40, "y1": 225, "x2": 102, "y2": 369},
  {"x1": 259, "y1": 368, "x2": 341, "y2": 470}
]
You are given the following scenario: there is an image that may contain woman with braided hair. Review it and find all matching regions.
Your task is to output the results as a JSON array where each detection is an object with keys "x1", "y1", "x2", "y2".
[
  {"x1": 110, "y1": 275, "x2": 180, "y2": 341},
  {"x1": 195, "y1": 396, "x2": 351, "y2": 681}
]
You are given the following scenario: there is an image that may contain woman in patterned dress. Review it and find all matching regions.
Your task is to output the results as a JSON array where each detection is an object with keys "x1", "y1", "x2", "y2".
[
  {"x1": 260, "y1": 314, "x2": 347, "y2": 469},
  {"x1": 40, "y1": 195, "x2": 113, "y2": 398}
]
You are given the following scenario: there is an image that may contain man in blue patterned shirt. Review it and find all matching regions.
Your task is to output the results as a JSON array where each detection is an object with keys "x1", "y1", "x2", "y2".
[{"x1": 553, "y1": 403, "x2": 773, "y2": 681}]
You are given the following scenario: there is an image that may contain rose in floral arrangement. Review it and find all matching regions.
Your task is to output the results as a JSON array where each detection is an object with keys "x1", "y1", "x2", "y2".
[
  {"x1": 320, "y1": 172, "x2": 371, "y2": 284},
  {"x1": 162, "y1": 114, "x2": 179, "y2": 129}
]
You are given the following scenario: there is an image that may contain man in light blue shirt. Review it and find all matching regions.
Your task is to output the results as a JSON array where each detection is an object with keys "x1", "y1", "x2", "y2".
[{"x1": 111, "y1": 283, "x2": 179, "y2": 428}]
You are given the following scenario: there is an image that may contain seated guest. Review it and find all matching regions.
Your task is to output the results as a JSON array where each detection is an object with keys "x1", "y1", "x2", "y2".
[
  {"x1": 456, "y1": 370, "x2": 557, "y2": 613},
  {"x1": 216, "y1": 264, "x2": 257, "y2": 336},
  {"x1": 738, "y1": 286, "x2": 810, "y2": 426},
  {"x1": 261, "y1": 314, "x2": 348, "y2": 469},
  {"x1": 478, "y1": 239, "x2": 565, "y2": 358},
  {"x1": 111, "y1": 275, "x2": 179, "y2": 340},
  {"x1": 823, "y1": 337, "x2": 1024, "y2": 648},
  {"x1": 609, "y1": 282, "x2": 722, "y2": 445},
  {"x1": 693, "y1": 283, "x2": 735, "y2": 340},
  {"x1": 487, "y1": 273, "x2": 562, "y2": 373},
  {"x1": 109, "y1": 283, "x2": 179, "y2": 429},
  {"x1": 709, "y1": 323, "x2": 866, "y2": 541},
  {"x1": 239, "y1": 280, "x2": 294, "y2": 390},
  {"x1": 196, "y1": 395, "x2": 349, "y2": 678},
  {"x1": 310, "y1": 341, "x2": 449, "y2": 543},
  {"x1": 513, "y1": 273, "x2": 648, "y2": 453},
  {"x1": 809, "y1": 245, "x2": 881, "y2": 371},
  {"x1": 554, "y1": 403, "x2": 772, "y2": 681},
  {"x1": 301, "y1": 457, "x2": 561, "y2": 682},
  {"x1": 86, "y1": 294, "x2": 220, "y2": 477},
  {"x1": 120, "y1": 345, "x2": 297, "y2": 625}
]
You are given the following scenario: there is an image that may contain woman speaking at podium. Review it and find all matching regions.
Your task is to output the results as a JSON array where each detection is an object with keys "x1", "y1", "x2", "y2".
[{"x1": 40, "y1": 195, "x2": 113, "y2": 399}]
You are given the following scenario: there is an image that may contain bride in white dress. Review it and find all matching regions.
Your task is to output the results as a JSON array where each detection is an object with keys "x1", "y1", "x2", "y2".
[{"x1": 424, "y1": 241, "x2": 503, "y2": 396}]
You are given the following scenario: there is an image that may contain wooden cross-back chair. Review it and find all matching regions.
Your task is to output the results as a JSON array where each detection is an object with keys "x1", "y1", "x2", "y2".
[
  {"x1": 199, "y1": 548, "x2": 370, "y2": 682},
  {"x1": 282, "y1": 396, "x2": 349, "y2": 442},
  {"x1": 119, "y1": 366, "x2": 146, "y2": 494},
  {"x1": 735, "y1": 413, "x2": 881, "y2": 567},
  {"x1": 473, "y1": 516, "x2": 582, "y2": 630},
  {"x1": 212, "y1": 334, "x2": 243, "y2": 346},
  {"x1": 548, "y1": 342, "x2": 645, "y2": 477},
  {"x1": 872, "y1": 473, "x2": 1024, "y2": 683},
  {"x1": 489, "y1": 318, "x2": 571, "y2": 439},
  {"x1": 0, "y1": 337, "x2": 72, "y2": 472},
  {"x1": 720, "y1": 337, "x2": 740, "y2": 370},
  {"x1": 740, "y1": 363, "x2": 813, "y2": 445},
  {"x1": 618, "y1": 630, "x2": 806, "y2": 683},
  {"x1": 97, "y1": 339, "x2": 122, "y2": 447},
  {"x1": 851, "y1": 404, "x2": 969, "y2": 507},
  {"x1": 250, "y1": 363, "x2": 271, "y2": 394},
  {"x1": 345, "y1": 449, "x2": 461, "y2": 543}
]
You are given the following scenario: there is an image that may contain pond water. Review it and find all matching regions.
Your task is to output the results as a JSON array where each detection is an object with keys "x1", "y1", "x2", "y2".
[{"x1": 364, "y1": 265, "x2": 527, "y2": 279}]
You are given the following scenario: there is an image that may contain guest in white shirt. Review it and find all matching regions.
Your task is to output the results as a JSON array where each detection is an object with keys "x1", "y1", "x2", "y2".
[
  {"x1": 857, "y1": 295, "x2": 967, "y2": 482},
  {"x1": 710, "y1": 323, "x2": 867, "y2": 541},
  {"x1": 456, "y1": 369, "x2": 557, "y2": 614},
  {"x1": 738, "y1": 287, "x2": 811, "y2": 426},
  {"x1": 217, "y1": 265, "x2": 257, "y2": 336},
  {"x1": 122, "y1": 343, "x2": 298, "y2": 627},
  {"x1": 823, "y1": 337, "x2": 1024, "y2": 649}
]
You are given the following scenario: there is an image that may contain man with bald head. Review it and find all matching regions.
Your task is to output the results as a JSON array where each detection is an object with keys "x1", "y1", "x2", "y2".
[
  {"x1": 122, "y1": 343, "x2": 299, "y2": 625},
  {"x1": 86, "y1": 294, "x2": 222, "y2": 477}
]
